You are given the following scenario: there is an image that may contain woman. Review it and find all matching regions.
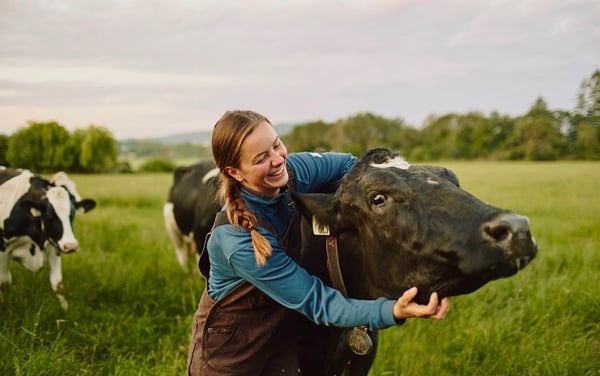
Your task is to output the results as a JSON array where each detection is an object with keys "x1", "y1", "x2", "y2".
[{"x1": 187, "y1": 110, "x2": 450, "y2": 375}]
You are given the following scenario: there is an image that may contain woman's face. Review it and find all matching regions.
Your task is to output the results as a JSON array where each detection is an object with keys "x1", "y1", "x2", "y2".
[{"x1": 226, "y1": 120, "x2": 289, "y2": 197}]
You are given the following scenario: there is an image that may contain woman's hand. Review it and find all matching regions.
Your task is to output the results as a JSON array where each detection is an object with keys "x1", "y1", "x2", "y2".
[{"x1": 393, "y1": 287, "x2": 450, "y2": 321}]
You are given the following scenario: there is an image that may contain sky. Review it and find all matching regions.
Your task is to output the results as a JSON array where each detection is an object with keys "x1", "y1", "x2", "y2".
[{"x1": 1, "y1": 0, "x2": 599, "y2": 140}]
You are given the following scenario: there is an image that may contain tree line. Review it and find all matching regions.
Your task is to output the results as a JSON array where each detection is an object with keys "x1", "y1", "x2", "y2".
[
  {"x1": 1, "y1": 70, "x2": 598, "y2": 173},
  {"x1": 283, "y1": 70, "x2": 600, "y2": 161},
  {"x1": 0, "y1": 122, "x2": 119, "y2": 173}
]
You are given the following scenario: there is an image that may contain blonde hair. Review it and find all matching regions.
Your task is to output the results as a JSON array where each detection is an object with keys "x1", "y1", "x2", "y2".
[{"x1": 212, "y1": 110, "x2": 273, "y2": 266}]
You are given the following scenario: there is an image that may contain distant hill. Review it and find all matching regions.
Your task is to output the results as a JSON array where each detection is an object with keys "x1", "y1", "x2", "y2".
[{"x1": 119, "y1": 123, "x2": 296, "y2": 145}]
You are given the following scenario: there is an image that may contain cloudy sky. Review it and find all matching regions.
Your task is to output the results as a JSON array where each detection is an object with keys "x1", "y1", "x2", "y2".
[{"x1": 1, "y1": 0, "x2": 599, "y2": 140}]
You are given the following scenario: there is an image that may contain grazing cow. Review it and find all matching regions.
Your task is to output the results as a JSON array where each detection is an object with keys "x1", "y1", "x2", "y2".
[
  {"x1": 0, "y1": 169, "x2": 96, "y2": 309},
  {"x1": 163, "y1": 161, "x2": 220, "y2": 268},
  {"x1": 288, "y1": 148, "x2": 538, "y2": 375}
]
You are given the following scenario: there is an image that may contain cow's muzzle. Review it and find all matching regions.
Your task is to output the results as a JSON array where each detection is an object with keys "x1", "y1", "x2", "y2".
[
  {"x1": 47, "y1": 239, "x2": 79, "y2": 255},
  {"x1": 483, "y1": 213, "x2": 538, "y2": 269}
]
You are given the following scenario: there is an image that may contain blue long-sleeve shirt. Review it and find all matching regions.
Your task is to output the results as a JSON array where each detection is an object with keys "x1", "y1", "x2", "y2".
[{"x1": 207, "y1": 152, "x2": 402, "y2": 330}]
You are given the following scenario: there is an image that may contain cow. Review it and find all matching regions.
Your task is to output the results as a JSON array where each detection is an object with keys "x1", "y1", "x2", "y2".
[
  {"x1": 175, "y1": 148, "x2": 537, "y2": 374},
  {"x1": 0, "y1": 169, "x2": 96, "y2": 310},
  {"x1": 163, "y1": 161, "x2": 220, "y2": 269},
  {"x1": 289, "y1": 148, "x2": 538, "y2": 375}
]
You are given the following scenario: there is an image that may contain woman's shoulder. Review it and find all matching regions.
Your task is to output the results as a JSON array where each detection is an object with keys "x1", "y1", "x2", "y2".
[
  {"x1": 211, "y1": 224, "x2": 278, "y2": 250},
  {"x1": 210, "y1": 224, "x2": 251, "y2": 252},
  {"x1": 287, "y1": 152, "x2": 357, "y2": 191}
]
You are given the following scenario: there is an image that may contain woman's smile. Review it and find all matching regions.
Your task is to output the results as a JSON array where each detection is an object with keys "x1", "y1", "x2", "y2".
[{"x1": 269, "y1": 166, "x2": 285, "y2": 177}]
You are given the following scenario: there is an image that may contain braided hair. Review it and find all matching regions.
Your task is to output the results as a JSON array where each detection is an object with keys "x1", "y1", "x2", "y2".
[{"x1": 212, "y1": 110, "x2": 274, "y2": 266}]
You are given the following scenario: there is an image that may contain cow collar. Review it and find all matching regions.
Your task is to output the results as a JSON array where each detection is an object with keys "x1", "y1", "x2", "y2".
[
  {"x1": 325, "y1": 233, "x2": 374, "y2": 356},
  {"x1": 312, "y1": 216, "x2": 348, "y2": 296},
  {"x1": 325, "y1": 235, "x2": 348, "y2": 297}
]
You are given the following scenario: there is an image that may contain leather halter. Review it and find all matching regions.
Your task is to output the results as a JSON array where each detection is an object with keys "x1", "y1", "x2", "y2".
[
  {"x1": 325, "y1": 235, "x2": 348, "y2": 297},
  {"x1": 312, "y1": 216, "x2": 349, "y2": 297},
  {"x1": 325, "y1": 233, "x2": 374, "y2": 356}
]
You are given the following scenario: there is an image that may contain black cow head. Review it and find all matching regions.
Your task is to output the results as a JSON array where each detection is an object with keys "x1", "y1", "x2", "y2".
[{"x1": 293, "y1": 148, "x2": 538, "y2": 304}]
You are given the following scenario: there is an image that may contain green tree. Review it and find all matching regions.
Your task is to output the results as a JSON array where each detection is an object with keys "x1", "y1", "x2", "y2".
[
  {"x1": 575, "y1": 69, "x2": 600, "y2": 119},
  {"x1": 394, "y1": 126, "x2": 422, "y2": 160},
  {"x1": 326, "y1": 113, "x2": 408, "y2": 156},
  {"x1": 574, "y1": 120, "x2": 600, "y2": 159},
  {"x1": 454, "y1": 112, "x2": 489, "y2": 159},
  {"x1": 6, "y1": 121, "x2": 70, "y2": 171},
  {"x1": 282, "y1": 120, "x2": 332, "y2": 152},
  {"x1": 77, "y1": 125, "x2": 118, "y2": 172},
  {"x1": 139, "y1": 157, "x2": 176, "y2": 172},
  {"x1": 504, "y1": 98, "x2": 566, "y2": 160},
  {"x1": 0, "y1": 134, "x2": 9, "y2": 166},
  {"x1": 487, "y1": 112, "x2": 517, "y2": 159},
  {"x1": 416, "y1": 114, "x2": 461, "y2": 160},
  {"x1": 65, "y1": 129, "x2": 86, "y2": 172},
  {"x1": 568, "y1": 69, "x2": 600, "y2": 160}
]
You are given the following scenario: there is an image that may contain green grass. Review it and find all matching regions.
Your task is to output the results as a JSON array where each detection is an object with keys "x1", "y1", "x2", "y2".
[{"x1": 1, "y1": 163, "x2": 599, "y2": 375}]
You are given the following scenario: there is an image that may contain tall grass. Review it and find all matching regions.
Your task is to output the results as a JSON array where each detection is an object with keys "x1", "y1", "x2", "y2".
[{"x1": 1, "y1": 163, "x2": 598, "y2": 375}]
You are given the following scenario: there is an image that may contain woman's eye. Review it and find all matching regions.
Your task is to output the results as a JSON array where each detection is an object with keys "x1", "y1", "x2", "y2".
[
  {"x1": 371, "y1": 194, "x2": 386, "y2": 207},
  {"x1": 254, "y1": 155, "x2": 267, "y2": 164}
]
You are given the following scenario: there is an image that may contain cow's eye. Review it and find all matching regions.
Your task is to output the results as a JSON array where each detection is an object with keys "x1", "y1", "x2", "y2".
[{"x1": 371, "y1": 194, "x2": 387, "y2": 207}]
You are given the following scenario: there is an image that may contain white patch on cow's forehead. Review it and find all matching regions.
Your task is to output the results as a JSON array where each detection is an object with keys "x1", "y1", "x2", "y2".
[
  {"x1": 202, "y1": 168, "x2": 219, "y2": 184},
  {"x1": 427, "y1": 178, "x2": 440, "y2": 185},
  {"x1": 51, "y1": 171, "x2": 82, "y2": 201},
  {"x1": 46, "y1": 187, "x2": 71, "y2": 215},
  {"x1": 46, "y1": 186, "x2": 78, "y2": 246},
  {"x1": 370, "y1": 157, "x2": 411, "y2": 170}
]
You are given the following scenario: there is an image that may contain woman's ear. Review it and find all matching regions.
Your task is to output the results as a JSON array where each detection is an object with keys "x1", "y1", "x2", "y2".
[{"x1": 225, "y1": 167, "x2": 243, "y2": 182}]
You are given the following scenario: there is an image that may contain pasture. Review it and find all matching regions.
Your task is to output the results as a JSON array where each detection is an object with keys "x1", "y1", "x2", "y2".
[{"x1": 1, "y1": 161, "x2": 598, "y2": 375}]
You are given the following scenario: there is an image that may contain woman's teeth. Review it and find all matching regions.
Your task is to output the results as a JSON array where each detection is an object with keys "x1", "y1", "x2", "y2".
[{"x1": 269, "y1": 167, "x2": 283, "y2": 176}]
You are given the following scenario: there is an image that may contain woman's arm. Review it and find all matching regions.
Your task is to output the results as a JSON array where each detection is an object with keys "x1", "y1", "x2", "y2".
[
  {"x1": 211, "y1": 225, "x2": 397, "y2": 330},
  {"x1": 287, "y1": 152, "x2": 357, "y2": 193}
]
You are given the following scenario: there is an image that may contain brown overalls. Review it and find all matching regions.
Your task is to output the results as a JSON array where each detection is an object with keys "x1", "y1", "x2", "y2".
[{"x1": 187, "y1": 177, "x2": 304, "y2": 375}]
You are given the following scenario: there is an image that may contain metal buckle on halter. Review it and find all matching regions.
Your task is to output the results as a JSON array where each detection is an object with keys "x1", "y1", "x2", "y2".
[{"x1": 347, "y1": 326, "x2": 373, "y2": 355}]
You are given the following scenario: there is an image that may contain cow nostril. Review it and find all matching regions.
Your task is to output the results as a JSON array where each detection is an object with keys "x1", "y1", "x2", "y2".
[
  {"x1": 484, "y1": 214, "x2": 531, "y2": 243},
  {"x1": 484, "y1": 223, "x2": 512, "y2": 242},
  {"x1": 62, "y1": 242, "x2": 79, "y2": 253}
]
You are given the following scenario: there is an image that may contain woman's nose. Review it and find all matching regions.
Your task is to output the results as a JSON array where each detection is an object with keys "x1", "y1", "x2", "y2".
[{"x1": 270, "y1": 151, "x2": 285, "y2": 164}]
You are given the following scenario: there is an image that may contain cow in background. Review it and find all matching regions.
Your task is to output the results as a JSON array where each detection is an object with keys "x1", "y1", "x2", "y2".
[
  {"x1": 163, "y1": 161, "x2": 221, "y2": 269},
  {"x1": 0, "y1": 169, "x2": 96, "y2": 309}
]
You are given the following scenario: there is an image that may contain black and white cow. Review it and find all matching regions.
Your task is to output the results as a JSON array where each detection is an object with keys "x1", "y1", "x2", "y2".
[
  {"x1": 163, "y1": 161, "x2": 220, "y2": 268},
  {"x1": 0, "y1": 169, "x2": 96, "y2": 309}
]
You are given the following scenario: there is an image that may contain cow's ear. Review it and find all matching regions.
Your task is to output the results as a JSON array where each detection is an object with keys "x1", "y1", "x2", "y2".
[
  {"x1": 292, "y1": 192, "x2": 338, "y2": 224},
  {"x1": 76, "y1": 199, "x2": 97, "y2": 214}
]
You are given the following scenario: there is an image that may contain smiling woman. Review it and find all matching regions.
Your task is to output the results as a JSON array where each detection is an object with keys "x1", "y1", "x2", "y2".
[{"x1": 186, "y1": 110, "x2": 449, "y2": 375}]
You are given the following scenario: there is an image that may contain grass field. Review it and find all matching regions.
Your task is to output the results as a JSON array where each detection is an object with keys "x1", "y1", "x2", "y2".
[{"x1": 1, "y1": 161, "x2": 598, "y2": 375}]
